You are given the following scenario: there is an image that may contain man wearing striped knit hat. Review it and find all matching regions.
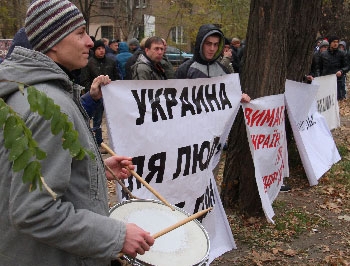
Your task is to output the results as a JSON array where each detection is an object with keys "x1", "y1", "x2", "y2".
[{"x1": 0, "y1": 0, "x2": 154, "y2": 265}]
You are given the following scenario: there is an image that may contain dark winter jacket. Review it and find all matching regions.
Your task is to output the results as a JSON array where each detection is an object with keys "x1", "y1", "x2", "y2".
[
  {"x1": 160, "y1": 55, "x2": 175, "y2": 79},
  {"x1": 175, "y1": 24, "x2": 229, "y2": 79},
  {"x1": 105, "y1": 45, "x2": 117, "y2": 59},
  {"x1": 116, "y1": 42, "x2": 133, "y2": 79},
  {"x1": 131, "y1": 53, "x2": 166, "y2": 80},
  {"x1": 124, "y1": 49, "x2": 143, "y2": 80},
  {"x1": 315, "y1": 48, "x2": 349, "y2": 79},
  {"x1": 80, "y1": 55, "x2": 120, "y2": 90},
  {"x1": 230, "y1": 45, "x2": 241, "y2": 73},
  {"x1": 5, "y1": 28, "x2": 32, "y2": 59},
  {"x1": 80, "y1": 92, "x2": 102, "y2": 118}
]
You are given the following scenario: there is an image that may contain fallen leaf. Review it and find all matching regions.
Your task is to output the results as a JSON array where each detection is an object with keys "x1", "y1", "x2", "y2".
[
  {"x1": 338, "y1": 215, "x2": 350, "y2": 221},
  {"x1": 251, "y1": 250, "x2": 276, "y2": 262},
  {"x1": 271, "y1": 247, "x2": 283, "y2": 254},
  {"x1": 283, "y1": 249, "x2": 297, "y2": 256},
  {"x1": 321, "y1": 245, "x2": 330, "y2": 252},
  {"x1": 247, "y1": 216, "x2": 259, "y2": 224}
]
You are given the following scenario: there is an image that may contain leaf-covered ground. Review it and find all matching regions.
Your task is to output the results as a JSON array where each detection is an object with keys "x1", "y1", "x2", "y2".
[
  {"x1": 211, "y1": 99, "x2": 350, "y2": 266},
  {"x1": 104, "y1": 99, "x2": 350, "y2": 266}
]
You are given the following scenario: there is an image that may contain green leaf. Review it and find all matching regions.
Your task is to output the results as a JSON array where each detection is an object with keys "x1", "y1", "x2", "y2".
[
  {"x1": 43, "y1": 97, "x2": 55, "y2": 120},
  {"x1": 8, "y1": 135, "x2": 28, "y2": 161},
  {"x1": 64, "y1": 120, "x2": 73, "y2": 132},
  {"x1": 51, "y1": 106, "x2": 65, "y2": 135},
  {"x1": 0, "y1": 103, "x2": 9, "y2": 127},
  {"x1": 13, "y1": 149, "x2": 33, "y2": 172},
  {"x1": 27, "y1": 88, "x2": 40, "y2": 112},
  {"x1": 4, "y1": 116, "x2": 22, "y2": 149},
  {"x1": 22, "y1": 160, "x2": 41, "y2": 183},
  {"x1": 62, "y1": 130, "x2": 78, "y2": 149},
  {"x1": 75, "y1": 149, "x2": 87, "y2": 160},
  {"x1": 35, "y1": 147, "x2": 47, "y2": 160},
  {"x1": 68, "y1": 141, "x2": 81, "y2": 157},
  {"x1": 36, "y1": 91, "x2": 47, "y2": 116},
  {"x1": 0, "y1": 98, "x2": 6, "y2": 107},
  {"x1": 23, "y1": 125, "x2": 33, "y2": 139}
]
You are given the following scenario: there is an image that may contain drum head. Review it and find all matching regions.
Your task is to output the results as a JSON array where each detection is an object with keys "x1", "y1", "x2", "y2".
[{"x1": 110, "y1": 200, "x2": 209, "y2": 266}]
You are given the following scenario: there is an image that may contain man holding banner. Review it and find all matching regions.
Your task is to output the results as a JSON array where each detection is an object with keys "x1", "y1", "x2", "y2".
[
  {"x1": 103, "y1": 24, "x2": 251, "y2": 263},
  {"x1": 175, "y1": 24, "x2": 250, "y2": 102},
  {"x1": 307, "y1": 35, "x2": 349, "y2": 100}
]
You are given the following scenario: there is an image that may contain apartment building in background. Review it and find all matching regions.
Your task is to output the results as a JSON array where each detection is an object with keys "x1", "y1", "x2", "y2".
[
  {"x1": 72, "y1": 0, "x2": 192, "y2": 52},
  {"x1": 0, "y1": 0, "x2": 193, "y2": 56}
]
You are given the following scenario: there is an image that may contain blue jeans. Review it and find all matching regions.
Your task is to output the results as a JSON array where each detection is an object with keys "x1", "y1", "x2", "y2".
[{"x1": 91, "y1": 99, "x2": 104, "y2": 146}]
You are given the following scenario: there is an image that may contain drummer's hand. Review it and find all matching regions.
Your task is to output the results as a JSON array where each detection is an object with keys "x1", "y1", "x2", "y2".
[
  {"x1": 122, "y1": 223, "x2": 155, "y2": 257},
  {"x1": 104, "y1": 155, "x2": 135, "y2": 180}
]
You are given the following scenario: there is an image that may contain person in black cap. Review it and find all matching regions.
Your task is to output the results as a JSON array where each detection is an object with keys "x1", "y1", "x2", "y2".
[
  {"x1": 308, "y1": 35, "x2": 349, "y2": 100},
  {"x1": 106, "y1": 39, "x2": 119, "y2": 59}
]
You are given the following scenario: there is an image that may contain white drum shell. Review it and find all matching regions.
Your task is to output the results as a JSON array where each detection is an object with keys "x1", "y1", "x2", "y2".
[{"x1": 110, "y1": 199, "x2": 210, "y2": 266}]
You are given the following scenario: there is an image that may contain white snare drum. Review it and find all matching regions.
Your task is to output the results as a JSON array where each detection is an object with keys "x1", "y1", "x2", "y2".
[{"x1": 110, "y1": 199, "x2": 210, "y2": 266}]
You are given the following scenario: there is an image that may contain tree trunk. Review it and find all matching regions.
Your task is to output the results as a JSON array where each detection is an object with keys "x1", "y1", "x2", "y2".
[
  {"x1": 221, "y1": 0, "x2": 322, "y2": 216},
  {"x1": 286, "y1": 1, "x2": 322, "y2": 81}
]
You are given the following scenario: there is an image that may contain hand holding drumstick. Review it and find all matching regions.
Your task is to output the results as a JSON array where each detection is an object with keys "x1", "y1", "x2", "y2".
[
  {"x1": 119, "y1": 207, "x2": 213, "y2": 258},
  {"x1": 101, "y1": 143, "x2": 175, "y2": 211}
]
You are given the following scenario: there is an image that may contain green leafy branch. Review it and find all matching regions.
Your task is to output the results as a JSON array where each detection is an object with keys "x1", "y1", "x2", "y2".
[{"x1": 0, "y1": 81, "x2": 94, "y2": 199}]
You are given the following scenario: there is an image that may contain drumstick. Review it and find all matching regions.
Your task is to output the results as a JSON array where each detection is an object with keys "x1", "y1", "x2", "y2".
[
  {"x1": 104, "y1": 164, "x2": 139, "y2": 200},
  {"x1": 116, "y1": 207, "x2": 213, "y2": 258},
  {"x1": 101, "y1": 143, "x2": 175, "y2": 211},
  {"x1": 152, "y1": 207, "x2": 213, "y2": 239}
]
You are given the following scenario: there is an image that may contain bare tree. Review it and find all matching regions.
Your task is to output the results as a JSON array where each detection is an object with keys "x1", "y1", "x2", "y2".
[
  {"x1": 73, "y1": 0, "x2": 95, "y2": 33},
  {"x1": 220, "y1": 0, "x2": 322, "y2": 216},
  {"x1": 0, "y1": 0, "x2": 29, "y2": 38},
  {"x1": 320, "y1": 0, "x2": 350, "y2": 41}
]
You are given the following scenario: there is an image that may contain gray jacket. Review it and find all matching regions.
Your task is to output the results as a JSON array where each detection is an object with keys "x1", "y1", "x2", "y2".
[
  {"x1": 0, "y1": 47, "x2": 126, "y2": 266},
  {"x1": 131, "y1": 53, "x2": 166, "y2": 80}
]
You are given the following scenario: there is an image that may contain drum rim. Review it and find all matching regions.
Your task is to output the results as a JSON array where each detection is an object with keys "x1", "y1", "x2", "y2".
[{"x1": 110, "y1": 199, "x2": 211, "y2": 266}]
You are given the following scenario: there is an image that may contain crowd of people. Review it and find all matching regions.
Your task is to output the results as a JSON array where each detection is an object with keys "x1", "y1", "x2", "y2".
[
  {"x1": 74, "y1": 27, "x2": 349, "y2": 104},
  {"x1": 0, "y1": 0, "x2": 348, "y2": 265}
]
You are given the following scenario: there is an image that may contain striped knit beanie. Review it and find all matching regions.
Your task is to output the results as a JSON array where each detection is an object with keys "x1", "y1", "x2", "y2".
[{"x1": 25, "y1": 0, "x2": 86, "y2": 54}]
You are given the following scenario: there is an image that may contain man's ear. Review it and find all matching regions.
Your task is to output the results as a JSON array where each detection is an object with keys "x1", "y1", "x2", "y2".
[{"x1": 50, "y1": 45, "x2": 59, "y2": 52}]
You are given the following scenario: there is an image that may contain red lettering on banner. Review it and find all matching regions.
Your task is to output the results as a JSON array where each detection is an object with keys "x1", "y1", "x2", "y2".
[
  {"x1": 250, "y1": 130, "x2": 281, "y2": 150},
  {"x1": 262, "y1": 161, "x2": 284, "y2": 192},
  {"x1": 244, "y1": 106, "x2": 285, "y2": 127}
]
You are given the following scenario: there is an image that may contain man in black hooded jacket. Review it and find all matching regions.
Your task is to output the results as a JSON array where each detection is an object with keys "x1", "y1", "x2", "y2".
[{"x1": 175, "y1": 24, "x2": 250, "y2": 102}]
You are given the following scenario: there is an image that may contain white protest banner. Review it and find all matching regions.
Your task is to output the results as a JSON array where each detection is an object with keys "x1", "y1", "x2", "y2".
[
  {"x1": 102, "y1": 74, "x2": 242, "y2": 263},
  {"x1": 285, "y1": 80, "x2": 341, "y2": 186},
  {"x1": 242, "y1": 94, "x2": 289, "y2": 223},
  {"x1": 312, "y1": 75, "x2": 340, "y2": 130}
]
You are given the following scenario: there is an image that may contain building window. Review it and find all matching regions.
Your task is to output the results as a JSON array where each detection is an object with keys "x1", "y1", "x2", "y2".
[
  {"x1": 101, "y1": 26, "x2": 114, "y2": 40},
  {"x1": 135, "y1": 0, "x2": 147, "y2": 8},
  {"x1": 101, "y1": 0, "x2": 114, "y2": 8},
  {"x1": 170, "y1": 26, "x2": 187, "y2": 44}
]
